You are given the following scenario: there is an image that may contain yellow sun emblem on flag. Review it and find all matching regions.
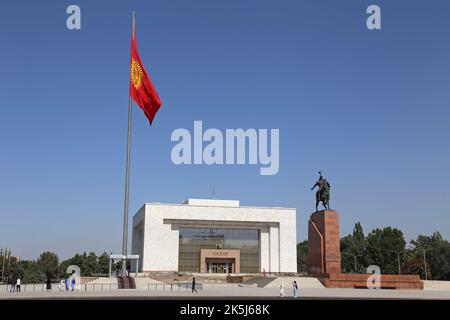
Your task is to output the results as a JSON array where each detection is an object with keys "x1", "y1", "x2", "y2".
[{"x1": 130, "y1": 59, "x2": 143, "y2": 89}]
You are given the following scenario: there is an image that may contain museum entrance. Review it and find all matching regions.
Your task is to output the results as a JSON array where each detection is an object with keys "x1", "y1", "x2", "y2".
[
  {"x1": 200, "y1": 249, "x2": 240, "y2": 273},
  {"x1": 207, "y1": 262, "x2": 233, "y2": 274}
]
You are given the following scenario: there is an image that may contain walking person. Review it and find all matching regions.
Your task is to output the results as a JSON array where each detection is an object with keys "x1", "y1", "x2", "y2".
[
  {"x1": 58, "y1": 279, "x2": 64, "y2": 291},
  {"x1": 279, "y1": 280, "x2": 285, "y2": 297},
  {"x1": 46, "y1": 277, "x2": 52, "y2": 291},
  {"x1": 71, "y1": 276, "x2": 76, "y2": 291},
  {"x1": 292, "y1": 281, "x2": 299, "y2": 298},
  {"x1": 65, "y1": 277, "x2": 70, "y2": 291},
  {"x1": 16, "y1": 278, "x2": 21, "y2": 292},
  {"x1": 9, "y1": 276, "x2": 15, "y2": 293},
  {"x1": 192, "y1": 277, "x2": 198, "y2": 293}
]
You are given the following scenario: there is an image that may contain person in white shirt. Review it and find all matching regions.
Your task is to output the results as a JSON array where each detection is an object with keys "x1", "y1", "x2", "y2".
[
  {"x1": 292, "y1": 280, "x2": 299, "y2": 298},
  {"x1": 16, "y1": 278, "x2": 21, "y2": 292},
  {"x1": 58, "y1": 279, "x2": 65, "y2": 291},
  {"x1": 279, "y1": 281, "x2": 285, "y2": 297}
]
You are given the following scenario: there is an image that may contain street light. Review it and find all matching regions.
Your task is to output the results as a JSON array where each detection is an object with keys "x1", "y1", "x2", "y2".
[
  {"x1": 342, "y1": 252, "x2": 362, "y2": 272},
  {"x1": 7, "y1": 252, "x2": 11, "y2": 280},
  {"x1": 1, "y1": 245, "x2": 6, "y2": 284},
  {"x1": 407, "y1": 245, "x2": 433, "y2": 280},
  {"x1": 386, "y1": 249, "x2": 405, "y2": 275},
  {"x1": 417, "y1": 247, "x2": 432, "y2": 280}
]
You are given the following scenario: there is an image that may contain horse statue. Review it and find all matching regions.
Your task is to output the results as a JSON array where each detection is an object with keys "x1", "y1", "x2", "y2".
[{"x1": 311, "y1": 171, "x2": 331, "y2": 212}]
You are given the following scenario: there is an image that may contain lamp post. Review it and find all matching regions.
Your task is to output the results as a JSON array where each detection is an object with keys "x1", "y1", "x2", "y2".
[
  {"x1": 386, "y1": 249, "x2": 405, "y2": 275},
  {"x1": 7, "y1": 251, "x2": 11, "y2": 280},
  {"x1": 342, "y1": 252, "x2": 362, "y2": 272},
  {"x1": 1, "y1": 246, "x2": 6, "y2": 283},
  {"x1": 418, "y1": 248, "x2": 432, "y2": 280}
]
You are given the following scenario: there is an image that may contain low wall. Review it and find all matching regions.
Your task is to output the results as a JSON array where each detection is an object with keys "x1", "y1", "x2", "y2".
[
  {"x1": 423, "y1": 280, "x2": 450, "y2": 291},
  {"x1": 320, "y1": 273, "x2": 423, "y2": 290}
]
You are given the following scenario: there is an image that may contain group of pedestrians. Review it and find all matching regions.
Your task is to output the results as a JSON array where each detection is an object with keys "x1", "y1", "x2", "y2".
[
  {"x1": 279, "y1": 280, "x2": 300, "y2": 298},
  {"x1": 8, "y1": 276, "x2": 77, "y2": 293},
  {"x1": 61, "y1": 276, "x2": 76, "y2": 291},
  {"x1": 190, "y1": 276, "x2": 300, "y2": 298},
  {"x1": 8, "y1": 274, "x2": 299, "y2": 297},
  {"x1": 9, "y1": 278, "x2": 21, "y2": 292}
]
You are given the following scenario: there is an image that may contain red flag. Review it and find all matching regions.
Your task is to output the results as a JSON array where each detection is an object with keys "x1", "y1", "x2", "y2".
[{"x1": 129, "y1": 20, "x2": 162, "y2": 125}]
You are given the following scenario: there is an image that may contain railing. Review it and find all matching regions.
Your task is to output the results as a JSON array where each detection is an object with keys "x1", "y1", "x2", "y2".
[
  {"x1": 1, "y1": 284, "x2": 59, "y2": 292},
  {"x1": 0, "y1": 283, "x2": 119, "y2": 292},
  {"x1": 83, "y1": 283, "x2": 119, "y2": 291},
  {"x1": 1, "y1": 282, "x2": 203, "y2": 292},
  {"x1": 147, "y1": 282, "x2": 203, "y2": 291}
]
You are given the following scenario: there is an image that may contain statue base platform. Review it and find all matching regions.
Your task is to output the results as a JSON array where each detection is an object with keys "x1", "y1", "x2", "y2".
[
  {"x1": 321, "y1": 273, "x2": 423, "y2": 290},
  {"x1": 307, "y1": 210, "x2": 423, "y2": 290},
  {"x1": 308, "y1": 210, "x2": 341, "y2": 276}
]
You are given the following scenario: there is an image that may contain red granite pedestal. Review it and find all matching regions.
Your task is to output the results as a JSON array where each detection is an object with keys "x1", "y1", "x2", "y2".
[{"x1": 307, "y1": 210, "x2": 423, "y2": 290}]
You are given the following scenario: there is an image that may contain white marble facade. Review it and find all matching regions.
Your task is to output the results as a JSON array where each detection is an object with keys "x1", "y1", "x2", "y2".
[{"x1": 131, "y1": 199, "x2": 297, "y2": 273}]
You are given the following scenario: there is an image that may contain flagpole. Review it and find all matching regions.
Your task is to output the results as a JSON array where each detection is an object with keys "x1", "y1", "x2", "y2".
[{"x1": 122, "y1": 11, "x2": 135, "y2": 276}]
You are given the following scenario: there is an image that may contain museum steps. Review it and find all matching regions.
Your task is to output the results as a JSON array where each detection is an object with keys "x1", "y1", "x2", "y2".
[
  {"x1": 241, "y1": 276, "x2": 277, "y2": 287},
  {"x1": 139, "y1": 272, "x2": 259, "y2": 284},
  {"x1": 86, "y1": 276, "x2": 164, "y2": 290}
]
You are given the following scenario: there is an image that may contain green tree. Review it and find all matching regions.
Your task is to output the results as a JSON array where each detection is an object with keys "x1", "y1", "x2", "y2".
[
  {"x1": 98, "y1": 252, "x2": 110, "y2": 275},
  {"x1": 20, "y1": 260, "x2": 46, "y2": 283},
  {"x1": 402, "y1": 251, "x2": 425, "y2": 276},
  {"x1": 341, "y1": 235, "x2": 355, "y2": 272},
  {"x1": 81, "y1": 252, "x2": 98, "y2": 276},
  {"x1": 60, "y1": 253, "x2": 84, "y2": 278},
  {"x1": 296, "y1": 240, "x2": 308, "y2": 273},
  {"x1": 70, "y1": 253, "x2": 84, "y2": 268},
  {"x1": 340, "y1": 222, "x2": 368, "y2": 273},
  {"x1": 6, "y1": 258, "x2": 23, "y2": 284},
  {"x1": 366, "y1": 227, "x2": 406, "y2": 274},
  {"x1": 408, "y1": 232, "x2": 450, "y2": 280},
  {"x1": 60, "y1": 252, "x2": 112, "y2": 277},
  {"x1": 37, "y1": 251, "x2": 60, "y2": 280}
]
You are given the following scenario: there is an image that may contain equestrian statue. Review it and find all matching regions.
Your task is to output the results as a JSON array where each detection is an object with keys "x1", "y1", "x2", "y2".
[{"x1": 311, "y1": 171, "x2": 331, "y2": 212}]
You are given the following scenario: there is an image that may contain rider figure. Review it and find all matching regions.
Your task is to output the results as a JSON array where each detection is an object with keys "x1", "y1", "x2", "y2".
[
  {"x1": 311, "y1": 171, "x2": 331, "y2": 211},
  {"x1": 312, "y1": 172, "x2": 325, "y2": 192}
]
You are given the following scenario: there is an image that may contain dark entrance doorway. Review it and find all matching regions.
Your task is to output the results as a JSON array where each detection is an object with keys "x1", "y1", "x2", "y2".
[{"x1": 207, "y1": 261, "x2": 233, "y2": 273}]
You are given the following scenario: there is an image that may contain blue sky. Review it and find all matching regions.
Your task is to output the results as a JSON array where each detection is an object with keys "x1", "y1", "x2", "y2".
[{"x1": 0, "y1": 0, "x2": 449, "y2": 260}]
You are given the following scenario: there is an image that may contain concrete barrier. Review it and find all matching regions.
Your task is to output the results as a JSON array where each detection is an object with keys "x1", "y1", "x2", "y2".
[{"x1": 423, "y1": 280, "x2": 450, "y2": 291}]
